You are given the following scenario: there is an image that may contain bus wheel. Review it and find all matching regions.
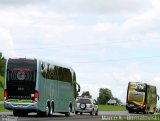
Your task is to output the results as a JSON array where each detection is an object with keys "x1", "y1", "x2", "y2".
[
  {"x1": 13, "y1": 110, "x2": 19, "y2": 116},
  {"x1": 65, "y1": 106, "x2": 71, "y2": 117},
  {"x1": 21, "y1": 111, "x2": 28, "y2": 117},
  {"x1": 37, "y1": 111, "x2": 45, "y2": 117},
  {"x1": 13, "y1": 110, "x2": 28, "y2": 117},
  {"x1": 50, "y1": 102, "x2": 54, "y2": 116},
  {"x1": 46, "y1": 103, "x2": 51, "y2": 117},
  {"x1": 128, "y1": 110, "x2": 132, "y2": 113}
]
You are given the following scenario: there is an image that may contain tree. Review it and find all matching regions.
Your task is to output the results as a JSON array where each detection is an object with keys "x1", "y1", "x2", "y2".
[
  {"x1": 0, "y1": 52, "x2": 6, "y2": 76},
  {"x1": 97, "y1": 88, "x2": 113, "y2": 105},
  {"x1": 113, "y1": 97, "x2": 122, "y2": 104},
  {"x1": 81, "y1": 91, "x2": 92, "y2": 98}
]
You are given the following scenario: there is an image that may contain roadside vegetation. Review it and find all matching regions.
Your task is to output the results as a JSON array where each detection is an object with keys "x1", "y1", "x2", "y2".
[
  {"x1": 0, "y1": 75, "x2": 4, "y2": 101},
  {"x1": 0, "y1": 104, "x2": 9, "y2": 112},
  {"x1": 99, "y1": 104, "x2": 126, "y2": 111},
  {"x1": 0, "y1": 52, "x2": 5, "y2": 101}
]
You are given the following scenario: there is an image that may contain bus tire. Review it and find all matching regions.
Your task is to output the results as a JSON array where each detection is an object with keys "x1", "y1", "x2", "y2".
[
  {"x1": 50, "y1": 102, "x2": 54, "y2": 116},
  {"x1": 13, "y1": 110, "x2": 28, "y2": 117},
  {"x1": 13, "y1": 110, "x2": 19, "y2": 116},
  {"x1": 65, "y1": 106, "x2": 71, "y2": 117},
  {"x1": 128, "y1": 110, "x2": 132, "y2": 113},
  {"x1": 37, "y1": 111, "x2": 45, "y2": 117},
  {"x1": 21, "y1": 111, "x2": 28, "y2": 117},
  {"x1": 46, "y1": 102, "x2": 51, "y2": 117}
]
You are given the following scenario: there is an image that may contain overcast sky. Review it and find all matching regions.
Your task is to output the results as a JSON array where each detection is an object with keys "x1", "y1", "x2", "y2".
[{"x1": 0, "y1": 0, "x2": 160, "y2": 106}]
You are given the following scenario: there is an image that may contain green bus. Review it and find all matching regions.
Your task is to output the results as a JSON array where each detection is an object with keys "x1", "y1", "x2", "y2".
[
  {"x1": 126, "y1": 82, "x2": 159, "y2": 114},
  {"x1": 4, "y1": 58, "x2": 80, "y2": 116}
]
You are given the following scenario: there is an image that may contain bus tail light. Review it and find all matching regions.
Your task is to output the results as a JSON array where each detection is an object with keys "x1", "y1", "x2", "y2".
[
  {"x1": 32, "y1": 90, "x2": 39, "y2": 103},
  {"x1": 4, "y1": 89, "x2": 8, "y2": 101}
]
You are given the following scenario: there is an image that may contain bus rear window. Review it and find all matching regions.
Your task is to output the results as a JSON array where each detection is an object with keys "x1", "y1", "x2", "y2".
[
  {"x1": 7, "y1": 58, "x2": 37, "y2": 82},
  {"x1": 77, "y1": 99, "x2": 91, "y2": 104},
  {"x1": 6, "y1": 58, "x2": 37, "y2": 99}
]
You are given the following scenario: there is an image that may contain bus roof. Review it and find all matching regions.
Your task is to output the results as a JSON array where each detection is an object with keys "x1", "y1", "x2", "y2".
[
  {"x1": 7, "y1": 58, "x2": 75, "y2": 72},
  {"x1": 39, "y1": 59, "x2": 75, "y2": 72}
]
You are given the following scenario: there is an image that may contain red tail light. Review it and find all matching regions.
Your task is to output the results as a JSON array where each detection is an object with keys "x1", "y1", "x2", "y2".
[
  {"x1": 32, "y1": 90, "x2": 39, "y2": 103},
  {"x1": 90, "y1": 104, "x2": 92, "y2": 108},
  {"x1": 4, "y1": 89, "x2": 8, "y2": 101}
]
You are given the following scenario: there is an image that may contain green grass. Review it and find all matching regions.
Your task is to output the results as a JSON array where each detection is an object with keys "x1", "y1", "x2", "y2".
[
  {"x1": 99, "y1": 104, "x2": 127, "y2": 111},
  {"x1": 0, "y1": 104, "x2": 10, "y2": 112},
  {"x1": 0, "y1": 75, "x2": 4, "y2": 101}
]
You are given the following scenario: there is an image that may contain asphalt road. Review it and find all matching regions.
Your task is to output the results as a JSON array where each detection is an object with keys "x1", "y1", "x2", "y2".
[{"x1": 0, "y1": 111, "x2": 159, "y2": 121}]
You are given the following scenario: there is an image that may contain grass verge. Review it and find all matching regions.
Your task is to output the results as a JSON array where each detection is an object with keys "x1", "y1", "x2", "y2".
[
  {"x1": 99, "y1": 104, "x2": 127, "y2": 111},
  {"x1": 0, "y1": 104, "x2": 10, "y2": 112},
  {"x1": 0, "y1": 75, "x2": 4, "y2": 101}
]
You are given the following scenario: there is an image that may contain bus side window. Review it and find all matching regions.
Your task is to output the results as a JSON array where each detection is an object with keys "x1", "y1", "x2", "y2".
[
  {"x1": 55, "y1": 66, "x2": 59, "y2": 80},
  {"x1": 58, "y1": 67, "x2": 63, "y2": 81}
]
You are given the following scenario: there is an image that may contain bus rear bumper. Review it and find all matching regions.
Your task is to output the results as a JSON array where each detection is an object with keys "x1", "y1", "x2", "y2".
[
  {"x1": 126, "y1": 105, "x2": 145, "y2": 112},
  {"x1": 4, "y1": 101, "x2": 38, "y2": 112}
]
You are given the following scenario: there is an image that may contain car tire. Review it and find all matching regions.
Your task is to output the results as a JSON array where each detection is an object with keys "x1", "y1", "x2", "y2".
[
  {"x1": 95, "y1": 111, "x2": 98, "y2": 116},
  {"x1": 90, "y1": 109, "x2": 94, "y2": 116}
]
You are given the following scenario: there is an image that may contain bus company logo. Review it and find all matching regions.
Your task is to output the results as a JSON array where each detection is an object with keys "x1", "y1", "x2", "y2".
[{"x1": 17, "y1": 72, "x2": 26, "y2": 80}]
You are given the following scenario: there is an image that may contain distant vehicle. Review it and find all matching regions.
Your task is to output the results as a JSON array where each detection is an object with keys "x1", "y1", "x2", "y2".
[
  {"x1": 107, "y1": 99, "x2": 117, "y2": 105},
  {"x1": 75, "y1": 97, "x2": 98, "y2": 115},
  {"x1": 4, "y1": 58, "x2": 80, "y2": 116},
  {"x1": 126, "y1": 82, "x2": 159, "y2": 114},
  {"x1": 119, "y1": 102, "x2": 126, "y2": 106}
]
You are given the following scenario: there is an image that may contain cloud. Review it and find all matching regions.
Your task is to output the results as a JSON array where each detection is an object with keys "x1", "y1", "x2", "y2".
[
  {"x1": 0, "y1": 0, "x2": 160, "y2": 106},
  {"x1": 0, "y1": 27, "x2": 15, "y2": 58},
  {"x1": 47, "y1": 0, "x2": 152, "y2": 16},
  {"x1": 0, "y1": 0, "x2": 50, "y2": 6}
]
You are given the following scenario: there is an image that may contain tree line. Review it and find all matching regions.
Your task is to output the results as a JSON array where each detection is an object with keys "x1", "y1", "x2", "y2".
[
  {"x1": 0, "y1": 52, "x2": 6, "y2": 76},
  {"x1": 81, "y1": 88, "x2": 122, "y2": 105}
]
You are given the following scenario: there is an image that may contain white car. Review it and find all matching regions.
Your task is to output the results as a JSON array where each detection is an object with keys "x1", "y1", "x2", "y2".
[{"x1": 75, "y1": 97, "x2": 98, "y2": 115}]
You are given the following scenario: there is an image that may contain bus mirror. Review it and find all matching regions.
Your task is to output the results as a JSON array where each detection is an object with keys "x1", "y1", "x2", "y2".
[
  {"x1": 158, "y1": 95, "x2": 159, "y2": 101},
  {"x1": 76, "y1": 83, "x2": 80, "y2": 92},
  {"x1": 77, "y1": 88, "x2": 80, "y2": 92}
]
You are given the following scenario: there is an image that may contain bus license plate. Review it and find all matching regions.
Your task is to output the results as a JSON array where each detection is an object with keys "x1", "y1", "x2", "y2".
[{"x1": 17, "y1": 105, "x2": 23, "y2": 107}]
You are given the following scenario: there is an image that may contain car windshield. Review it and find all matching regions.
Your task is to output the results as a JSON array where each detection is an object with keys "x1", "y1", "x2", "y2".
[{"x1": 77, "y1": 99, "x2": 91, "y2": 104}]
